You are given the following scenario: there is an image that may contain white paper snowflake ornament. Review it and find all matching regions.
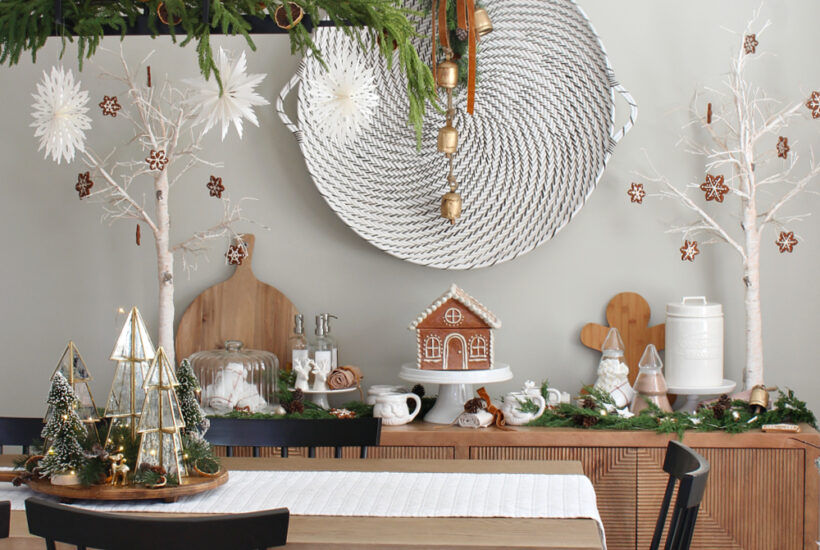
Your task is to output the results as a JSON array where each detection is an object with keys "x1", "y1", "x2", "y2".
[
  {"x1": 301, "y1": 42, "x2": 379, "y2": 145},
  {"x1": 186, "y1": 48, "x2": 269, "y2": 141},
  {"x1": 30, "y1": 66, "x2": 92, "y2": 164}
]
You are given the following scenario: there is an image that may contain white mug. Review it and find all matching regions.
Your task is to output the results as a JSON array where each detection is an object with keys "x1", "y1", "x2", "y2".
[
  {"x1": 501, "y1": 391, "x2": 547, "y2": 425},
  {"x1": 373, "y1": 393, "x2": 422, "y2": 425},
  {"x1": 366, "y1": 385, "x2": 407, "y2": 405}
]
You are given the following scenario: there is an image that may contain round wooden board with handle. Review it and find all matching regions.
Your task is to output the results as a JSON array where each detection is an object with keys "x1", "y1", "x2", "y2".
[
  {"x1": 176, "y1": 234, "x2": 299, "y2": 368},
  {"x1": 23, "y1": 469, "x2": 228, "y2": 503}
]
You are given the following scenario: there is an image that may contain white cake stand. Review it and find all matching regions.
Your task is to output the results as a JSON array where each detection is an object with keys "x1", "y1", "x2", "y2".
[
  {"x1": 399, "y1": 363, "x2": 513, "y2": 424},
  {"x1": 290, "y1": 387, "x2": 358, "y2": 409},
  {"x1": 666, "y1": 379, "x2": 737, "y2": 412}
]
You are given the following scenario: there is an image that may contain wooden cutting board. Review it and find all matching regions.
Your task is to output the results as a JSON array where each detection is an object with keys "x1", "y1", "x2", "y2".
[
  {"x1": 580, "y1": 292, "x2": 665, "y2": 385},
  {"x1": 175, "y1": 234, "x2": 299, "y2": 366}
]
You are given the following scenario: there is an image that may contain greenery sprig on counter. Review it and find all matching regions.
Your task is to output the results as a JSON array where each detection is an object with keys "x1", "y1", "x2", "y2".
[
  {"x1": 527, "y1": 387, "x2": 816, "y2": 439},
  {"x1": 0, "y1": 0, "x2": 438, "y2": 141}
]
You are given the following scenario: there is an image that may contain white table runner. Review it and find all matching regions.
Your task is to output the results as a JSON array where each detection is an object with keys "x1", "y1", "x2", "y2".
[{"x1": 1, "y1": 470, "x2": 606, "y2": 546}]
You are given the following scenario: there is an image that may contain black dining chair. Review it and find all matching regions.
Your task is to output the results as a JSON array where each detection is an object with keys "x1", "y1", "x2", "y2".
[
  {"x1": 650, "y1": 440, "x2": 710, "y2": 550},
  {"x1": 205, "y1": 417, "x2": 382, "y2": 458},
  {"x1": 0, "y1": 417, "x2": 44, "y2": 454},
  {"x1": 0, "y1": 500, "x2": 9, "y2": 539},
  {"x1": 25, "y1": 496, "x2": 289, "y2": 550}
]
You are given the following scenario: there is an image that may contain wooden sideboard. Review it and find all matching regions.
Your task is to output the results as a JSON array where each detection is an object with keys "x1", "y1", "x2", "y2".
[
  {"x1": 378, "y1": 425, "x2": 820, "y2": 550},
  {"x1": 215, "y1": 423, "x2": 820, "y2": 550}
]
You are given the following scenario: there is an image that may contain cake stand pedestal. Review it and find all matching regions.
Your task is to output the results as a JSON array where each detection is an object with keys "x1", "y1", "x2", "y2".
[
  {"x1": 399, "y1": 363, "x2": 513, "y2": 424},
  {"x1": 667, "y1": 379, "x2": 737, "y2": 412}
]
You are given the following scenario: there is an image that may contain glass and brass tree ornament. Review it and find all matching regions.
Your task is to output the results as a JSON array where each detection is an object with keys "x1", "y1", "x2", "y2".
[
  {"x1": 47, "y1": 341, "x2": 100, "y2": 442},
  {"x1": 136, "y1": 347, "x2": 187, "y2": 478},
  {"x1": 104, "y1": 306, "x2": 156, "y2": 442}
]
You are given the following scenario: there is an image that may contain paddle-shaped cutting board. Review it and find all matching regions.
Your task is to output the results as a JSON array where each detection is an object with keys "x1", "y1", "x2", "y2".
[
  {"x1": 175, "y1": 234, "x2": 299, "y2": 366},
  {"x1": 580, "y1": 292, "x2": 665, "y2": 385}
]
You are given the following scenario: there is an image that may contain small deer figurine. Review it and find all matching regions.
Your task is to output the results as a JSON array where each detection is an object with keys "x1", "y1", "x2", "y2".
[{"x1": 109, "y1": 453, "x2": 130, "y2": 486}]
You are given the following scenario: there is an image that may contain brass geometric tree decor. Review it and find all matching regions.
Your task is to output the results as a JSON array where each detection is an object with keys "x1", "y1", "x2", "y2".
[
  {"x1": 136, "y1": 347, "x2": 186, "y2": 478},
  {"x1": 48, "y1": 341, "x2": 100, "y2": 441},
  {"x1": 104, "y1": 306, "x2": 155, "y2": 442}
]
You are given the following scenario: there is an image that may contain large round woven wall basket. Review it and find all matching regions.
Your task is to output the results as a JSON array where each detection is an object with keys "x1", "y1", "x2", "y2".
[{"x1": 277, "y1": 0, "x2": 637, "y2": 270}]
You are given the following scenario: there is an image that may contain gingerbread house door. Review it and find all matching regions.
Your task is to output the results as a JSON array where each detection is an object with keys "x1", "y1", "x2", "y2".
[{"x1": 443, "y1": 334, "x2": 468, "y2": 370}]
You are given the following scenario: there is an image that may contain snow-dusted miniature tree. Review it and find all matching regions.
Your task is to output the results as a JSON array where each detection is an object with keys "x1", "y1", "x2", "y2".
[
  {"x1": 39, "y1": 373, "x2": 87, "y2": 477},
  {"x1": 639, "y1": 11, "x2": 820, "y2": 389},
  {"x1": 175, "y1": 359, "x2": 208, "y2": 436},
  {"x1": 30, "y1": 49, "x2": 267, "y2": 367}
]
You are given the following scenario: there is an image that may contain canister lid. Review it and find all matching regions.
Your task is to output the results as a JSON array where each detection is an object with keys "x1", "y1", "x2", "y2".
[{"x1": 666, "y1": 296, "x2": 723, "y2": 317}]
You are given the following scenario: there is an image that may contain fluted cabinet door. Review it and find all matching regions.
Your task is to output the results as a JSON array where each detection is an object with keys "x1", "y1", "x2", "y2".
[
  {"x1": 637, "y1": 447, "x2": 804, "y2": 550},
  {"x1": 472, "y1": 446, "x2": 637, "y2": 550}
]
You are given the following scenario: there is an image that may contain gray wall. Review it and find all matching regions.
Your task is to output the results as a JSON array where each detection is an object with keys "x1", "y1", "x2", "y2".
[{"x1": 1, "y1": 0, "x2": 818, "y2": 416}]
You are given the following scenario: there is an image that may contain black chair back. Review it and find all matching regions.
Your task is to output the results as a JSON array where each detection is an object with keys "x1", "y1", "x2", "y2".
[
  {"x1": 206, "y1": 417, "x2": 382, "y2": 458},
  {"x1": 650, "y1": 440, "x2": 710, "y2": 550},
  {"x1": 25, "y1": 496, "x2": 289, "y2": 550},
  {"x1": 0, "y1": 500, "x2": 9, "y2": 539},
  {"x1": 0, "y1": 417, "x2": 43, "y2": 454}
]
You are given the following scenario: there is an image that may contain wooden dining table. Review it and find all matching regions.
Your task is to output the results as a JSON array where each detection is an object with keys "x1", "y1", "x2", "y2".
[{"x1": 0, "y1": 456, "x2": 604, "y2": 550}]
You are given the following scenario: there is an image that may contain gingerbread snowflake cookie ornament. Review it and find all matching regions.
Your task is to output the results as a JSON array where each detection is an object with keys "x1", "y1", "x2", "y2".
[
  {"x1": 700, "y1": 173, "x2": 729, "y2": 202},
  {"x1": 75, "y1": 172, "x2": 93, "y2": 199},
  {"x1": 776, "y1": 136, "x2": 790, "y2": 159},
  {"x1": 807, "y1": 91, "x2": 820, "y2": 119},
  {"x1": 145, "y1": 149, "x2": 169, "y2": 171},
  {"x1": 743, "y1": 34, "x2": 758, "y2": 54},
  {"x1": 627, "y1": 182, "x2": 645, "y2": 204},
  {"x1": 680, "y1": 240, "x2": 699, "y2": 262},
  {"x1": 207, "y1": 175, "x2": 224, "y2": 198},
  {"x1": 99, "y1": 96, "x2": 121, "y2": 117},
  {"x1": 225, "y1": 241, "x2": 246, "y2": 265},
  {"x1": 775, "y1": 231, "x2": 798, "y2": 253}
]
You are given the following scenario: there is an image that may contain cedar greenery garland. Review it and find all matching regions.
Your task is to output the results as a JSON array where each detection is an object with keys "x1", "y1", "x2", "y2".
[{"x1": 0, "y1": 0, "x2": 438, "y2": 140}]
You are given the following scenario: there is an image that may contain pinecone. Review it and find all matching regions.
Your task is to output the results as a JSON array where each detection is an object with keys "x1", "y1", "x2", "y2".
[
  {"x1": 292, "y1": 388, "x2": 304, "y2": 403},
  {"x1": 286, "y1": 400, "x2": 305, "y2": 415},
  {"x1": 711, "y1": 403, "x2": 726, "y2": 420},
  {"x1": 717, "y1": 394, "x2": 732, "y2": 409},
  {"x1": 582, "y1": 397, "x2": 596, "y2": 410},
  {"x1": 411, "y1": 384, "x2": 425, "y2": 398},
  {"x1": 573, "y1": 414, "x2": 599, "y2": 428},
  {"x1": 464, "y1": 397, "x2": 486, "y2": 413},
  {"x1": 456, "y1": 27, "x2": 468, "y2": 41}
]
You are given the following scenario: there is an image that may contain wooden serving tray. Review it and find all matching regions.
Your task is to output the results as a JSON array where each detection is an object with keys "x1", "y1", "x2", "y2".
[{"x1": 22, "y1": 469, "x2": 228, "y2": 503}]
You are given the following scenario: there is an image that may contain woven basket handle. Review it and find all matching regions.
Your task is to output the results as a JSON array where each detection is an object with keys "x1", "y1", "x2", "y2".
[
  {"x1": 608, "y1": 70, "x2": 638, "y2": 146},
  {"x1": 276, "y1": 60, "x2": 306, "y2": 141}
]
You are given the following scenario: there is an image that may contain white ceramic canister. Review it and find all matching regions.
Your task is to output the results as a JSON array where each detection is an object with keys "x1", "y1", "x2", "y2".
[{"x1": 664, "y1": 297, "x2": 724, "y2": 388}]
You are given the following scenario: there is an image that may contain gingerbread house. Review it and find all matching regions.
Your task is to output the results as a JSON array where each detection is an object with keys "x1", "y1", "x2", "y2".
[{"x1": 409, "y1": 284, "x2": 501, "y2": 370}]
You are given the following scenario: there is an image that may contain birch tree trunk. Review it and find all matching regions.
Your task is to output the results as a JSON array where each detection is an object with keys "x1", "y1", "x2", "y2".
[
  {"x1": 154, "y1": 171, "x2": 175, "y2": 366},
  {"x1": 741, "y1": 172, "x2": 764, "y2": 389}
]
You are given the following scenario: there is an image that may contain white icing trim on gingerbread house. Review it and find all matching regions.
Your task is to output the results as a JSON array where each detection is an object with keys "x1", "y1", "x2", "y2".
[{"x1": 408, "y1": 284, "x2": 501, "y2": 330}]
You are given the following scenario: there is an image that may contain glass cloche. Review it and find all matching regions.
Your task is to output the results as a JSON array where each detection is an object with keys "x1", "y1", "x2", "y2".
[{"x1": 188, "y1": 340, "x2": 279, "y2": 414}]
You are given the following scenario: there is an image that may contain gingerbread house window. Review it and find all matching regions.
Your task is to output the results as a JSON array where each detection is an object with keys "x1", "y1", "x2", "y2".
[
  {"x1": 469, "y1": 335, "x2": 488, "y2": 361},
  {"x1": 424, "y1": 335, "x2": 442, "y2": 360},
  {"x1": 444, "y1": 307, "x2": 463, "y2": 325}
]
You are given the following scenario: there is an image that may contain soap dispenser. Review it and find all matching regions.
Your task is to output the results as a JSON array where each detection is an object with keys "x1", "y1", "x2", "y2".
[
  {"x1": 321, "y1": 313, "x2": 339, "y2": 369},
  {"x1": 287, "y1": 314, "x2": 308, "y2": 371}
]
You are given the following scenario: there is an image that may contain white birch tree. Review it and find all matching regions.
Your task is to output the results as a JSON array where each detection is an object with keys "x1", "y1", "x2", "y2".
[{"x1": 639, "y1": 11, "x2": 820, "y2": 389}]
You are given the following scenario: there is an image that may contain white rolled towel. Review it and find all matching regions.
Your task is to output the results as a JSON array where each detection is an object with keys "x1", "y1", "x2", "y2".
[{"x1": 457, "y1": 409, "x2": 494, "y2": 429}]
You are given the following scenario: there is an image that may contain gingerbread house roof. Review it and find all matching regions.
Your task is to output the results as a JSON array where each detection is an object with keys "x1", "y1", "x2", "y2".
[{"x1": 409, "y1": 284, "x2": 501, "y2": 330}]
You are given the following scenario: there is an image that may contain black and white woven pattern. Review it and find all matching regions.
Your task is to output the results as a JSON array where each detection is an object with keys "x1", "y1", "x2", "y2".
[{"x1": 278, "y1": 0, "x2": 637, "y2": 269}]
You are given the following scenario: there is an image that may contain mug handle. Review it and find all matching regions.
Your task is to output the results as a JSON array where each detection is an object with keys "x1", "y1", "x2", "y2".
[
  {"x1": 545, "y1": 388, "x2": 562, "y2": 406},
  {"x1": 404, "y1": 393, "x2": 422, "y2": 422},
  {"x1": 531, "y1": 394, "x2": 547, "y2": 418}
]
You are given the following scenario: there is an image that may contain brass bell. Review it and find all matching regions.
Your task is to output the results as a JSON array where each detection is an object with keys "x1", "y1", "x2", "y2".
[
  {"x1": 473, "y1": 8, "x2": 493, "y2": 38},
  {"x1": 437, "y1": 124, "x2": 458, "y2": 154},
  {"x1": 749, "y1": 384, "x2": 771, "y2": 414},
  {"x1": 441, "y1": 191, "x2": 462, "y2": 224},
  {"x1": 436, "y1": 61, "x2": 459, "y2": 89}
]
